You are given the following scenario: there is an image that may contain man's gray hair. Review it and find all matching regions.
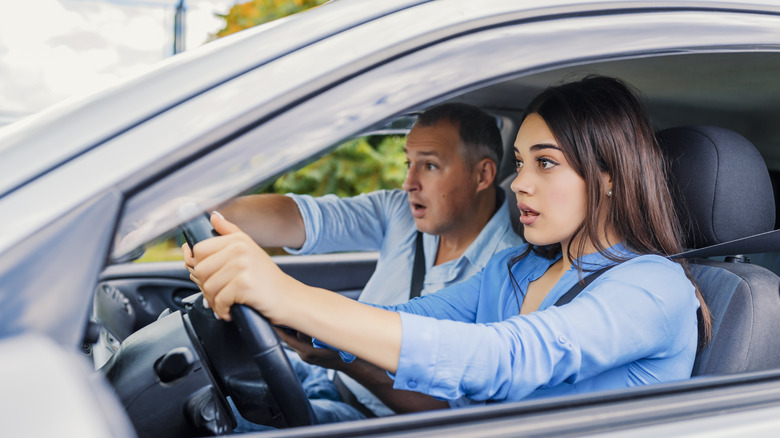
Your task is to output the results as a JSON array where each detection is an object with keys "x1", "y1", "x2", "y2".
[{"x1": 415, "y1": 102, "x2": 503, "y2": 169}]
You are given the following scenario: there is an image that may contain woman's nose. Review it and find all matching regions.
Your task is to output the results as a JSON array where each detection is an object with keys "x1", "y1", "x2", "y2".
[{"x1": 510, "y1": 170, "x2": 532, "y2": 196}]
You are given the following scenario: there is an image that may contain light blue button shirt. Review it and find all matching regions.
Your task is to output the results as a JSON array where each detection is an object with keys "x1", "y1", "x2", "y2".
[
  {"x1": 287, "y1": 189, "x2": 524, "y2": 415},
  {"x1": 386, "y1": 245, "x2": 700, "y2": 406}
]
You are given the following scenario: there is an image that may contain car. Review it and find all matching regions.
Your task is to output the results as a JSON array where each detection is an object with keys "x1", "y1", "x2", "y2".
[{"x1": 3, "y1": 0, "x2": 780, "y2": 436}]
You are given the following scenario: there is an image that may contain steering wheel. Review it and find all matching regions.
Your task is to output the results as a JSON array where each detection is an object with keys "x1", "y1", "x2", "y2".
[
  {"x1": 180, "y1": 206, "x2": 317, "y2": 428},
  {"x1": 228, "y1": 304, "x2": 316, "y2": 426}
]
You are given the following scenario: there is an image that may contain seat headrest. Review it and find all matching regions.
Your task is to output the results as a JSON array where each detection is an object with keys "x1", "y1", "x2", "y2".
[
  {"x1": 500, "y1": 174, "x2": 522, "y2": 237},
  {"x1": 657, "y1": 126, "x2": 775, "y2": 249}
]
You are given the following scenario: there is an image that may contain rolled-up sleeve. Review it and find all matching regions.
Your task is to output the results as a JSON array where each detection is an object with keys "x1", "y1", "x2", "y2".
[{"x1": 285, "y1": 190, "x2": 403, "y2": 254}]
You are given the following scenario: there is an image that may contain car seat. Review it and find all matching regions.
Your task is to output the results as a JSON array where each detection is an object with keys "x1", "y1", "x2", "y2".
[
  {"x1": 500, "y1": 174, "x2": 522, "y2": 238},
  {"x1": 658, "y1": 125, "x2": 780, "y2": 376}
]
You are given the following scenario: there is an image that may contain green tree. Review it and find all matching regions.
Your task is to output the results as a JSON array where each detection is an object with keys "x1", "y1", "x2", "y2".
[
  {"x1": 270, "y1": 136, "x2": 407, "y2": 197},
  {"x1": 215, "y1": 0, "x2": 329, "y2": 38}
]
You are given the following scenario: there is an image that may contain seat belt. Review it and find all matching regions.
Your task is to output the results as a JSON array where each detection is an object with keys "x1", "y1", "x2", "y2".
[
  {"x1": 413, "y1": 226, "x2": 780, "y2": 307},
  {"x1": 552, "y1": 228, "x2": 780, "y2": 307},
  {"x1": 409, "y1": 231, "x2": 425, "y2": 299},
  {"x1": 553, "y1": 265, "x2": 614, "y2": 306},
  {"x1": 671, "y1": 228, "x2": 780, "y2": 260}
]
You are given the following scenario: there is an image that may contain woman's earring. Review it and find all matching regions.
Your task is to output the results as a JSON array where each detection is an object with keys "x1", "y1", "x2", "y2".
[{"x1": 606, "y1": 189, "x2": 613, "y2": 197}]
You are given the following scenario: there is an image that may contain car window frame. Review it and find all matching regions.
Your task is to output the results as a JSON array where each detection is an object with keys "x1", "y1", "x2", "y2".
[{"x1": 113, "y1": 8, "x2": 780, "y2": 261}]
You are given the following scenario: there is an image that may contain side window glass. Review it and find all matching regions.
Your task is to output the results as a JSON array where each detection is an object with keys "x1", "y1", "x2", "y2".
[
  {"x1": 271, "y1": 135, "x2": 406, "y2": 198},
  {"x1": 134, "y1": 134, "x2": 406, "y2": 262}
]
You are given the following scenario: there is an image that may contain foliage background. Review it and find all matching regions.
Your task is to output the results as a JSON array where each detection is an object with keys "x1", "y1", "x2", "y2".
[
  {"x1": 214, "y1": 0, "x2": 330, "y2": 38},
  {"x1": 136, "y1": 1, "x2": 407, "y2": 262},
  {"x1": 268, "y1": 136, "x2": 406, "y2": 198}
]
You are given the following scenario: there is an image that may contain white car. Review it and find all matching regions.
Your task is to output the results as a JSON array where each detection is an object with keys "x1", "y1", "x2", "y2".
[{"x1": 3, "y1": 1, "x2": 780, "y2": 436}]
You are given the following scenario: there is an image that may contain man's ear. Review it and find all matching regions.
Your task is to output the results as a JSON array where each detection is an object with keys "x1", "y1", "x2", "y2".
[{"x1": 475, "y1": 158, "x2": 497, "y2": 192}]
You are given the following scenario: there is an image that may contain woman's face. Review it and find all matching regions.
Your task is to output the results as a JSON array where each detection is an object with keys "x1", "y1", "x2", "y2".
[{"x1": 510, "y1": 113, "x2": 588, "y2": 250}]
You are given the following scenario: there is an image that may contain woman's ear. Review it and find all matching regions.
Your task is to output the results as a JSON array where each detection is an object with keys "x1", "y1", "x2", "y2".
[
  {"x1": 602, "y1": 171, "x2": 613, "y2": 196},
  {"x1": 475, "y1": 158, "x2": 497, "y2": 192}
]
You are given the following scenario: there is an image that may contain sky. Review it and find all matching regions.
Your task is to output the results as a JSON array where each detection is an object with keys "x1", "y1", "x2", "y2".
[{"x1": 0, "y1": 0, "x2": 237, "y2": 122}]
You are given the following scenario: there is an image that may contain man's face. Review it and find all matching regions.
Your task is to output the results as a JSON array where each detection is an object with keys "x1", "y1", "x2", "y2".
[{"x1": 402, "y1": 121, "x2": 481, "y2": 236}]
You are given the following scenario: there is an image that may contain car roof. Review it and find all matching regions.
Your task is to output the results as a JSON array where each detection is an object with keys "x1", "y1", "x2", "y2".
[
  {"x1": 2, "y1": 0, "x2": 780, "y2": 199},
  {"x1": 0, "y1": 0, "x2": 428, "y2": 198}
]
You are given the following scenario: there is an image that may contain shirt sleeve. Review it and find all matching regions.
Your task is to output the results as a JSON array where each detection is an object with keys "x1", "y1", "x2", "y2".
[
  {"x1": 284, "y1": 190, "x2": 405, "y2": 254},
  {"x1": 380, "y1": 268, "x2": 484, "y2": 322},
  {"x1": 310, "y1": 273, "x2": 483, "y2": 360},
  {"x1": 392, "y1": 255, "x2": 699, "y2": 402},
  {"x1": 308, "y1": 270, "x2": 485, "y2": 363}
]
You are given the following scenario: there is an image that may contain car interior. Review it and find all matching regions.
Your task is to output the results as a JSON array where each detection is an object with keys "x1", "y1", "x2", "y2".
[{"x1": 90, "y1": 50, "x2": 780, "y2": 435}]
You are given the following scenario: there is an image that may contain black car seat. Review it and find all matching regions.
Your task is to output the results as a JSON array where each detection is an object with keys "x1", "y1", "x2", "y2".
[{"x1": 657, "y1": 125, "x2": 780, "y2": 376}]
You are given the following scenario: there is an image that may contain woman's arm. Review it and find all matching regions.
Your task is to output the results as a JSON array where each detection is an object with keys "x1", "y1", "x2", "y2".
[
  {"x1": 391, "y1": 256, "x2": 699, "y2": 402},
  {"x1": 185, "y1": 212, "x2": 404, "y2": 373}
]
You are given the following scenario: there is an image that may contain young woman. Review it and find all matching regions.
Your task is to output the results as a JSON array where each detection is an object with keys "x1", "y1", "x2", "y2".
[{"x1": 185, "y1": 75, "x2": 710, "y2": 405}]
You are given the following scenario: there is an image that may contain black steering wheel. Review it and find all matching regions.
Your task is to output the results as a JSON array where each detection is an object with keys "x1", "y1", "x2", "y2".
[
  {"x1": 180, "y1": 206, "x2": 316, "y2": 428},
  {"x1": 228, "y1": 304, "x2": 316, "y2": 427}
]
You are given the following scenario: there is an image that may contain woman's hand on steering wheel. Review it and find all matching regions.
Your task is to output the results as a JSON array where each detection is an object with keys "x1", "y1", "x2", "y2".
[{"x1": 183, "y1": 212, "x2": 301, "y2": 324}]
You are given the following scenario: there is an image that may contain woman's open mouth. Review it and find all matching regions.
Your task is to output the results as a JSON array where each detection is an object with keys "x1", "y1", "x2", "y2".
[{"x1": 518, "y1": 203, "x2": 539, "y2": 226}]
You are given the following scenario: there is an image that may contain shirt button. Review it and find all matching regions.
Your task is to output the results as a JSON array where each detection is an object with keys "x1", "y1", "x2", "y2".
[
  {"x1": 557, "y1": 335, "x2": 568, "y2": 344},
  {"x1": 408, "y1": 380, "x2": 418, "y2": 389}
]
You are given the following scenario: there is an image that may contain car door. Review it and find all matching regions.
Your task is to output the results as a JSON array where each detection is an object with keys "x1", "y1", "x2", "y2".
[
  {"x1": 95, "y1": 253, "x2": 378, "y2": 345},
  {"x1": 5, "y1": 1, "x2": 780, "y2": 436}
]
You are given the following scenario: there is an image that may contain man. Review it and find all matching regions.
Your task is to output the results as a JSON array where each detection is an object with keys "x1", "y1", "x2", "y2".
[{"x1": 220, "y1": 103, "x2": 523, "y2": 424}]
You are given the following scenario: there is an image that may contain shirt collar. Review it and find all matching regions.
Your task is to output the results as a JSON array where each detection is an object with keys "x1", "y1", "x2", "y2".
[
  {"x1": 571, "y1": 243, "x2": 633, "y2": 272},
  {"x1": 524, "y1": 242, "x2": 633, "y2": 275}
]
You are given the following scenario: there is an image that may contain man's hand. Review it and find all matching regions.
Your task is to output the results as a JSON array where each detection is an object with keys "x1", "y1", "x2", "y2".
[
  {"x1": 277, "y1": 329, "x2": 347, "y2": 371},
  {"x1": 278, "y1": 328, "x2": 448, "y2": 414}
]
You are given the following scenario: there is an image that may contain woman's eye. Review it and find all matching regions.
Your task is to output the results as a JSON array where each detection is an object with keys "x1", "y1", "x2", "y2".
[
  {"x1": 514, "y1": 159, "x2": 523, "y2": 170},
  {"x1": 537, "y1": 157, "x2": 558, "y2": 170}
]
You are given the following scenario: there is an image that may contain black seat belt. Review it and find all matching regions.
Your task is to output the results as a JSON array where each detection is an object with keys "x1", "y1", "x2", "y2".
[
  {"x1": 550, "y1": 227, "x2": 780, "y2": 307},
  {"x1": 412, "y1": 226, "x2": 780, "y2": 307},
  {"x1": 410, "y1": 231, "x2": 425, "y2": 299},
  {"x1": 553, "y1": 265, "x2": 614, "y2": 306},
  {"x1": 671, "y1": 228, "x2": 780, "y2": 260}
]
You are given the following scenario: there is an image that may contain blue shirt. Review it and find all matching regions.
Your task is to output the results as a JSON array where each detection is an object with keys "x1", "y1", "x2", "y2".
[
  {"x1": 287, "y1": 189, "x2": 523, "y2": 304},
  {"x1": 385, "y1": 245, "x2": 700, "y2": 405},
  {"x1": 287, "y1": 189, "x2": 523, "y2": 414}
]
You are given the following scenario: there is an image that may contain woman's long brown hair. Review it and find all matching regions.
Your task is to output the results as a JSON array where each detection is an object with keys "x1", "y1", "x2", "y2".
[{"x1": 508, "y1": 75, "x2": 711, "y2": 345}]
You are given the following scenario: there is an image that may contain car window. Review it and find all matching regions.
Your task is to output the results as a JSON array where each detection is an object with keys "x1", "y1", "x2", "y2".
[
  {"x1": 133, "y1": 133, "x2": 407, "y2": 262},
  {"x1": 109, "y1": 10, "x2": 780, "y2": 265}
]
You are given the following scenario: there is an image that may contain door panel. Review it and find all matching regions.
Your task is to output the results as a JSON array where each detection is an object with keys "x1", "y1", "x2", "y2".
[{"x1": 96, "y1": 252, "x2": 378, "y2": 343}]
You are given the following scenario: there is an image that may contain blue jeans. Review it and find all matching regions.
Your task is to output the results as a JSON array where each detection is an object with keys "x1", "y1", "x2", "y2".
[{"x1": 232, "y1": 349, "x2": 365, "y2": 433}]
